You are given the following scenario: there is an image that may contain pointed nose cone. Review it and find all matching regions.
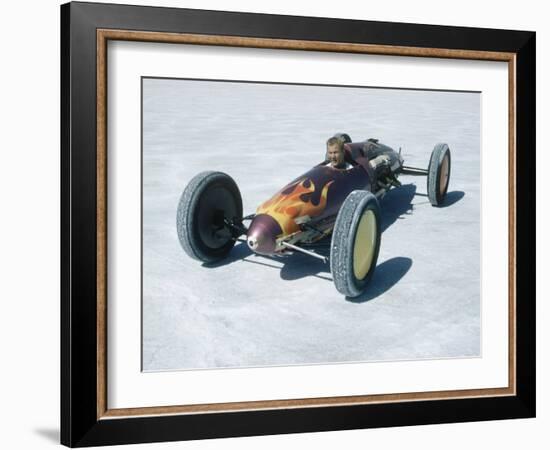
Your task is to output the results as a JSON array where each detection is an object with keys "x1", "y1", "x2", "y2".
[{"x1": 247, "y1": 214, "x2": 283, "y2": 255}]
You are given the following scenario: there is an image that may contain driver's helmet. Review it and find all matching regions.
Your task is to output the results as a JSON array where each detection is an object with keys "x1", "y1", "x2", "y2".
[{"x1": 333, "y1": 133, "x2": 352, "y2": 144}]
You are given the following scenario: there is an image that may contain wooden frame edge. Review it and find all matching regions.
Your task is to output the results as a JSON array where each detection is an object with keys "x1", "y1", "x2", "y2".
[
  {"x1": 508, "y1": 55, "x2": 517, "y2": 395},
  {"x1": 98, "y1": 28, "x2": 515, "y2": 61},
  {"x1": 100, "y1": 387, "x2": 515, "y2": 419},
  {"x1": 97, "y1": 29, "x2": 108, "y2": 419},
  {"x1": 95, "y1": 28, "x2": 517, "y2": 421}
]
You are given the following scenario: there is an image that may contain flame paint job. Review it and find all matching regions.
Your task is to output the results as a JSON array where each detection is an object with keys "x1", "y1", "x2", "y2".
[
  {"x1": 247, "y1": 162, "x2": 371, "y2": 253},
  {"x1": 256, "y1": 176, "x2": 334, "y2": 236}
]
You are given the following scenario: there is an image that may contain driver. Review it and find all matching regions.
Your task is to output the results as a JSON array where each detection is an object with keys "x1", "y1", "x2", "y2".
[{"x1": 326, "y1": 137, "x2": 352, "y2": 170}]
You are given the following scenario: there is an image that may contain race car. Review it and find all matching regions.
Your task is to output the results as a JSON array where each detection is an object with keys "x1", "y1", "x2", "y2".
[{"x1": 176, "y1": 133, "x2": 451, "y2": 298}]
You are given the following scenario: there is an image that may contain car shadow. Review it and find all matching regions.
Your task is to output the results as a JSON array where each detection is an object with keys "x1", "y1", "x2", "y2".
[
  {"x1": 440, "y1": 190, "x2": 465, "y2": 207},
  {"x1": 379, "y1": 183, "x2": 416, "y2": 232},
  {"x1": 201, "y1": 241, "x2": 253, "y2": 268},
  {"x1": 345, "y1": 257, "x2": 413, "y2": 303},
  {"x1": 411, "y1": 189, "x2": 465, "y2": 207},
  {"x1": 279, "y1": 245, "x2": 332, "y2": 281}
]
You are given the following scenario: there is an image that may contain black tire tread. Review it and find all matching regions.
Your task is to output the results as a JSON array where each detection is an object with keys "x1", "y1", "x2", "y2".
[
  {"x1": 176, "y1": 171, "x2": 242, "y2": 263},
  {"x1": 427, "y1": 143, "x2": 451, "y2": 206},
  {"x1": 330, "y1": 190, "x2": 381, "y2": 298}
]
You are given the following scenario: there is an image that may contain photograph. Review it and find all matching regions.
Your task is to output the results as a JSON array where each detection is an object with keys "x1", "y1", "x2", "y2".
[
  {"x1": 54, "y1": 1, "x2": 537, "y2": 447},
  {"x1": 141, "y1": 77, "x2": 481, "y2": 371}
]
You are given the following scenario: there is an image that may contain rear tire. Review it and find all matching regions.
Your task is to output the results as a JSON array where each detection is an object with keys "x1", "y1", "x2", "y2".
[
  {"x1": 427, "y1": 143, "x2": 451, "y2": 206},
  {"x1": 176, "y1": 171, "x2": 243, "y2": 263},
  {"x1": 330, "y1": 190, "x2": 382, "y2": 298}
]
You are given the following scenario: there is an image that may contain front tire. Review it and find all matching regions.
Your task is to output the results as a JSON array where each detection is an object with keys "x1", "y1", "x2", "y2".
[
  {"x1": 427, "y1": 143, "x2": 451, "y2": 206},
  {"x1": 176, "y1": 171, "x2": 243, "y2": 263},
  {"x1": 330, "y1": 190, "x2": 382, "y2": 298}
]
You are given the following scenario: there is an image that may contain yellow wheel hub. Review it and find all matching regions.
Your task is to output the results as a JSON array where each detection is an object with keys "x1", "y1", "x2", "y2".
[{"x1": 353, "y1": 209, "x2": 377, "y2": 280}]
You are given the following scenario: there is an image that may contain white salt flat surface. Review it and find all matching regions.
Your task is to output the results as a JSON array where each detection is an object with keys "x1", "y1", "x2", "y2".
[{"x1": 142, "y1": 79, "x2": 480, "y2": 371}]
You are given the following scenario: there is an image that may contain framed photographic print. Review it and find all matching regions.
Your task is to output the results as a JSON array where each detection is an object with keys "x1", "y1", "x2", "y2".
[{"x1": 60, "y1": 1, "x2": 536, "y2": 447}]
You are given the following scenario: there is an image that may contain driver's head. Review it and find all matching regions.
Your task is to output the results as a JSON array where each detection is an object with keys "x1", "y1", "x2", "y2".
[{"x1": 326, "y1": 137, "x2": 345, "y2": 167}]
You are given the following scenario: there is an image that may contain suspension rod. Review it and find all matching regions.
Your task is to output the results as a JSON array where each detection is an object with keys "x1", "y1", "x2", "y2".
[
  {"x1": 401, "y1": 166, "x2": 429, "y2": 175},
  {"x1": 281, "y1": 241, "x2": 328, "y2": 263}
]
